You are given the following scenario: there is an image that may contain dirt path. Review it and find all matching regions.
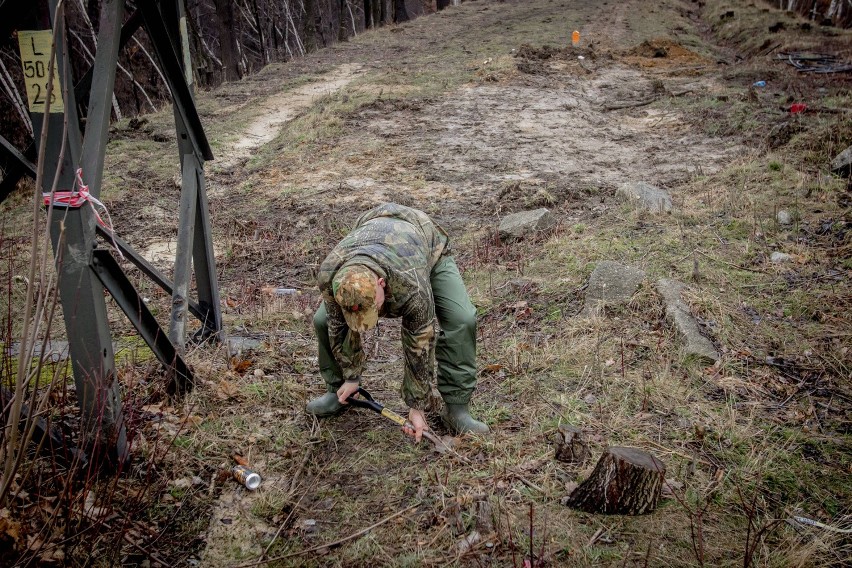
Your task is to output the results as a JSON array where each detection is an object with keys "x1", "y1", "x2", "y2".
[
  {"x1": 213, "y1": 63, "x2": 364, "y2": 176},
  {"x1": 137, "y1": 64, "x2": 363, "y2": 265}
]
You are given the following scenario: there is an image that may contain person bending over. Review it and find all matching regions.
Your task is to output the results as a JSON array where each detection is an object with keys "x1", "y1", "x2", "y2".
[{"x1": 308, "y1": 203, "x2": 489, "y2": 441}]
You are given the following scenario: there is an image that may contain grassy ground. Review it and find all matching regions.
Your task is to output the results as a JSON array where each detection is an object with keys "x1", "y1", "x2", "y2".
[{"x1": 1, "y1": 0, "x2": 850, "y2": 566}]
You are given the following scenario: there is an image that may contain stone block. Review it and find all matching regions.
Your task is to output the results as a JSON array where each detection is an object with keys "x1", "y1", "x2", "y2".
[{"x1": 498, "y1": 208, "x2": 555, "y2": 241}]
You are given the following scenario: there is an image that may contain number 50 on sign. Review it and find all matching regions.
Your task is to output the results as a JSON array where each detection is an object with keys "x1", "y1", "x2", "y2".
[{"x1": 17, "y1": 30, "x2": 65, "y2": 114}]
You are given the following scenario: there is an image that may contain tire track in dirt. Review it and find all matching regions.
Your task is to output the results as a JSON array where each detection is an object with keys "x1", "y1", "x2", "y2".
[{"x1": 582, "y1": 0, "x2": 632, "y2": 49}]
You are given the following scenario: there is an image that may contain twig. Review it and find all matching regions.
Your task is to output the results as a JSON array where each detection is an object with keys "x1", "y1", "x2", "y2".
[
  {"x1": 641, "y1": 440, "x2": 712, "y2": 466},
  {"x1": 801, "y1": 106, "x2": 852, "y2": 114},
  {"x1": 123, "y1": 532, "x2": 170, "y2": 567},
  {"x1": 260, "y1": 492, "x2": 307, "y2": 560},
  {"x1": 285, "y1": 445, "x2": 312, "y2": 495},
  {"x1": 695, "y1": 250, "x2": 765, "y2": 274},
  {"x1": 588, "y1": 526, "x2": 605, "y2": 546},
  {"x1": 790, "y1": 515, "x2": 852, "y2": 534},
  {"x1": 234, "y1": 502, "x2": 421, "y2": 566},
  {"x1": 509, "y1": 469, "x2": 545, "y2": 494},
  {"x1": 425, "y1": 521, "x2": 449, "y2": 548}
]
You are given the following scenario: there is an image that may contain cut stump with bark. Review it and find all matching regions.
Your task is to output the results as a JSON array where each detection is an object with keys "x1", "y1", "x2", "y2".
[
  {"x1": 553, "y1": 425, "x2": 590, "y2": 465},
  {"x1": 565, "y1": 447, "x2": 665, "y2": 515}
]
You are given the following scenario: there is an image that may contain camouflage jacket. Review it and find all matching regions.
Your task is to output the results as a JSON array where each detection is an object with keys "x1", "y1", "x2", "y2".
[{"x1": 317, "y1": 203, "x2": 449, "y2": 410}]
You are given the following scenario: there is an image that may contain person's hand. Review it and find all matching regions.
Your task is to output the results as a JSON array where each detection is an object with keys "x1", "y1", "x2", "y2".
[
  {"x1": 403, "y1": 409, "x2": 428, "y2": 443},
  {"x1": 336, "y1": 381, "x2": 360, "y2": 404}
]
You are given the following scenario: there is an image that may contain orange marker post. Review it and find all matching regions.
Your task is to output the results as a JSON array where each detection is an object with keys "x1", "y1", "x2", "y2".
[{"x1": 572, "y1": 30, "x2": 580, "y2": 46}]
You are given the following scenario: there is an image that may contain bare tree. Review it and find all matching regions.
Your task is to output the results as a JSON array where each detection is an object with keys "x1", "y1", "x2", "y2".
[
  {"x1": 213, "y1": 0, "x2": 242, "y2": 80},
  {"x1": 394, "y1": 0, "x2": 409, "y2": 22}
]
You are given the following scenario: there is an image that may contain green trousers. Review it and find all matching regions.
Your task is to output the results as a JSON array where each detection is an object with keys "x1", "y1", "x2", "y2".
[{"x1": 313, "y1": 255, "x2": 477, "y2": 405}]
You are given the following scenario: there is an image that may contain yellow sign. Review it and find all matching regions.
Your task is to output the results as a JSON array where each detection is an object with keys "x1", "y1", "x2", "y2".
[{"x1": 17, "y1": 30, "x2": 65, "y2": 114}]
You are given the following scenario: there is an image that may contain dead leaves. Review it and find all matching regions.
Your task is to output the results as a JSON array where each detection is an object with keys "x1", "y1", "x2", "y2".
[
  {"x1": 0, "y1": 508, "x2": 23, "y2": 549},
  {"x1": 79, "y1": 490, "x2": 112, "y2": 521},
  {"x1": 508, "y1": 300, "x2": 532, "y2": 321},
  {"x1": 216, "y1": 378, "x2": 241, "y2": 401},
  {"x1": 230, "y1": 356, "x2": 253, "y2": 375}
]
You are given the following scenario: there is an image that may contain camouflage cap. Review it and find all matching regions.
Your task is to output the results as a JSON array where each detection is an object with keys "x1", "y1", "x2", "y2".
[{"x1": 332, "y1": 265, "x2": 379, "y2": 333}]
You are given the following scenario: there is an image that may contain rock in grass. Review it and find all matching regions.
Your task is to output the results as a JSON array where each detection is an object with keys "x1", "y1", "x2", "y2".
[
  {"x1": 656, "y1": 279, "x2": 720, "y2": 364},
  {"x1": 776, "y1": 210, "x2": 794, "y2": 225},
  {"x1": 584, "y1": 261, "x2": 646, "y2": 314},
  {"x1": 770, "y1": 251, "x2": 791, "y2": 263},
  {"x1": 497, "y1": 208, "x2": 555, "y2": 241},
  {"x1": 616, "y1": 181, "x2": 672, "y2": 213},
  {"x1": 456, "y1": 531, "x2": 481, "y2": 554},
  {"x1": 831, "y1": 145, "x2": 852, "y2": 178}
]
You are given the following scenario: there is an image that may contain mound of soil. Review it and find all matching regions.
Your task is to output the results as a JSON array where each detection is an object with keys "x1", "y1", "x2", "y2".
[
  {"x1": 514, "y1": 43, "x2": 599, "y2": 75},
  {"x1": 515, "y1": 43, "x2": 597, "y2": 61},
  {"x1": 515, "y1": 44, "x2": 565, "y2": 60},
  {"x1": 621, "y1": 38, "x2": 710, "y2": 68}
]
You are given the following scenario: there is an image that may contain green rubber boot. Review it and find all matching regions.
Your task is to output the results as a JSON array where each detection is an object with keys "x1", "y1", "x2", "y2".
[
  {"x1": 306, "y1": 392, "x2": 347, "y2": 417},
  {"x1": 441, "y1": 403, "x2": 490, "y2": 434}
]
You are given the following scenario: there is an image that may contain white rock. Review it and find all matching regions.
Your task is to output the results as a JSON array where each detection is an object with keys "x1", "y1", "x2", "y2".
[
  {"x1": 770, "y1": 252, "x2": 791, "y2": 263},
  {"x1": 776, "y1": 210, "x2": 793, "y2": 225},
  {"x1": 456, "y1": 531, "x2": 481, "y2": 554}
]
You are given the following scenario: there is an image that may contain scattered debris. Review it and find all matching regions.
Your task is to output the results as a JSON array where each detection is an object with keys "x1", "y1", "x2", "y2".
[
  {"x1": 226, "y1": 336, "x2": 264, "y2": 353},
  {"x1": 4, "y1": 340, "x2": 69, "y2": 362},
  {"x1": 261, "y1": 286, "x2": 300, "y2": 296},
  {"x1": 170, "y1": 477, "x2": 195, "y2": 489},
  {"x1": 779, "y1": 52, "x2": 852, "y2": 74},
  {"x1": 231, "y1": 465, "x2": 262, "y2": 490},
  {"x1": 80, "y1": 491, "x2": 111, "y2": 521},
  {"x1": 789, "y1": 515, "x2": 852, "y2": 534}
]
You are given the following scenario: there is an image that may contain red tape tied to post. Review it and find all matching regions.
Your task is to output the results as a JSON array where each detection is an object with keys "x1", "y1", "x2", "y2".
[{"x1": 42, "y1": 168, "x2": 123, "y2": 258}]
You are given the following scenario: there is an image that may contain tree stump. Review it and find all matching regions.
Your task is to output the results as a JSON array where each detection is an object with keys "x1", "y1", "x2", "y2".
[
  {"x1": 553, "y1": 425, "x2": 590, "y2": 465},
  {"x1": 564, "y1": 447, "x2": 666, "y2": 515}
]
